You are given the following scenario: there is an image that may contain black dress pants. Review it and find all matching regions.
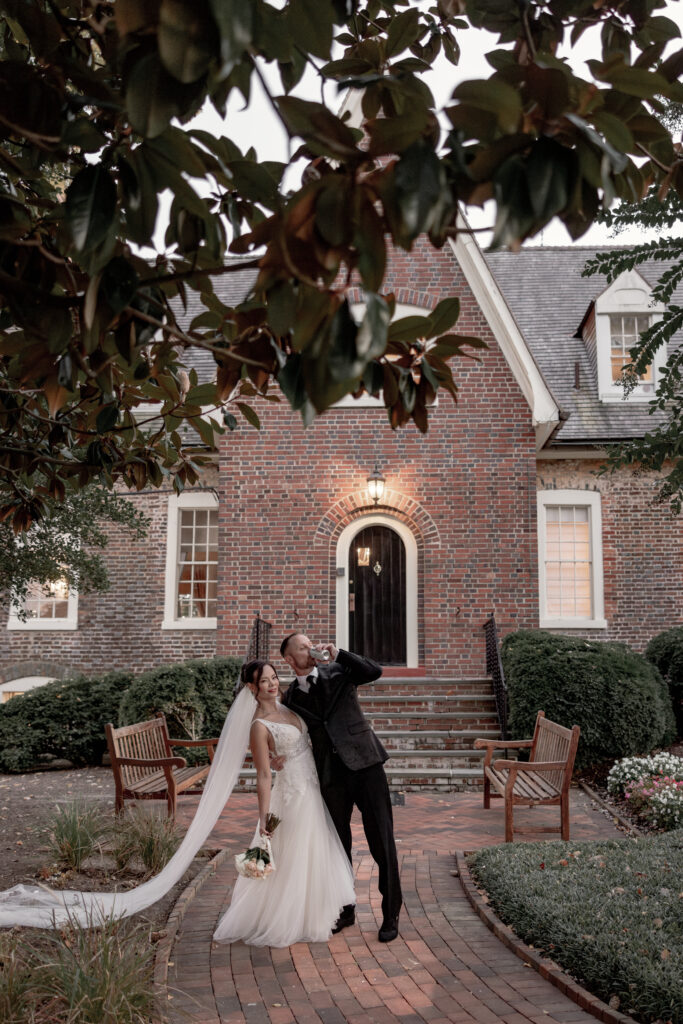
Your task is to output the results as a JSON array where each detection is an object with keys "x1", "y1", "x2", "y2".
[{"x1": 321, "y1": 759, "x2": 402, "y2": 923}]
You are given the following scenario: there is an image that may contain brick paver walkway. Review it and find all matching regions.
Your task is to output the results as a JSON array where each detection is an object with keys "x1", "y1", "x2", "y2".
[{"x1": 165, "y1": 789, "x2": 623, "y2": 1024}]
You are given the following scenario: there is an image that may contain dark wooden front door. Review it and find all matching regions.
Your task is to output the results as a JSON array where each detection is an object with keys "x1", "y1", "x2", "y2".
[{"x1": 348, "y1": 525, "x2": 406, "y2": 665}]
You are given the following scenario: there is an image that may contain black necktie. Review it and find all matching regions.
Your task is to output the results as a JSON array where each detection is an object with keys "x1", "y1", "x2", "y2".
[{"x1": 306, "y1": 674, "x2": 315, "y2": 688}]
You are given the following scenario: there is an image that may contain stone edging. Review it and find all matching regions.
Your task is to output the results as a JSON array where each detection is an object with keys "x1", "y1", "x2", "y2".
[
  {"x1": 454, "y1": 850, "x2": 634, "y2": 1024},
  {"x1": 578, "y1": 781, "x2": 642, "y2": 835},
  {"x1": 153, "y1": 848, "x2": 229, "y2": 998}
]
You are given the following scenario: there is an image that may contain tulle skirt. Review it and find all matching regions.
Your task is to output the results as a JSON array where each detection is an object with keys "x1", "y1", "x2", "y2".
[{"x1": 213, "y1": 775, "x2": 355, "y2": 947}]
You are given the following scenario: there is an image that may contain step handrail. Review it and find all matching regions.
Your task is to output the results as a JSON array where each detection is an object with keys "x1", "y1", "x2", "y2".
[{"x1": 483, "y1": 614, "x2": 508, "y2": 740}]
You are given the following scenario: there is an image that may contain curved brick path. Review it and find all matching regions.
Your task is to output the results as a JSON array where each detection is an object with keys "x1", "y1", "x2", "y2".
[{"x1": 167, "y1": 790, "x2": 623, "y2": 1024}]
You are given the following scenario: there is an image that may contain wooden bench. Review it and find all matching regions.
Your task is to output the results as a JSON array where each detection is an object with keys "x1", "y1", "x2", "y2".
[
  {"x1": 474, "y1": 711, "x2": 581, "y2": 843},
  {"x1": 105, "y1": 714, "x2": 219, "y2": 818}
]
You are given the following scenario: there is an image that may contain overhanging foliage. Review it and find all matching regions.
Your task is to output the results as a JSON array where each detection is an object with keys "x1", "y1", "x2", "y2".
[{"x1": 1, "y1": 0, "x2": 682, "y2": 527}]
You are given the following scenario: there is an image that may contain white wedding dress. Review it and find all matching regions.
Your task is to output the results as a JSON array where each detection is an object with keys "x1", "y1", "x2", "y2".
[{"x1": 213, "y1": 712, "x2": 355, "y2": 947}]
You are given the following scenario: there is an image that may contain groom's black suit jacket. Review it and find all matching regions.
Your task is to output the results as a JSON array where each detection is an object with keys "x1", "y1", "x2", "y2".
[{"x1": 282, "y1": 649, "x2": 387, "y2": 787}]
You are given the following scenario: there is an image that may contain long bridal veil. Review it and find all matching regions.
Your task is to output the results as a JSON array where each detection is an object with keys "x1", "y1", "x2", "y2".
[{"x1": 0, "y1": 686, "x2": 257, "y2": 929}]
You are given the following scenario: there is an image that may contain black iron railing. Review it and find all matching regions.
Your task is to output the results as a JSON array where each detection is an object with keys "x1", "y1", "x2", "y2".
[
  {"x1": 246, "y1": 612, "x2": 272, "y2": 662},
  {"x1": 483, "y1": 613, "x2": 508, "y2": 740}
]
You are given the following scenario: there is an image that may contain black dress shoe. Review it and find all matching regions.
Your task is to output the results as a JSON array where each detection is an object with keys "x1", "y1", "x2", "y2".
[
  {"x1": 332, "y1": 906, "x2": 355, "y2": 933},
  {"x1": 378, "y1": 917, "x2": 399, "y2": 943}
]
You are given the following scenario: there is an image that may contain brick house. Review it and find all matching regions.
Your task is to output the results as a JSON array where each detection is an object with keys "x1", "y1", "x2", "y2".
[{"x1": 2, "y1": 234, "x2": 681, "y2": 783}]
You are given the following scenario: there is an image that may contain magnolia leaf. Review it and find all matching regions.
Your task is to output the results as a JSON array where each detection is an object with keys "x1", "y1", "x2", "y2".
[
  {"x1": 428, "y1": 298, "x2": 461, "y2": 337},
  {"x1": 236, "y1": 402, "x2": 261, "y2": 429},
  {"x1": 158, "y1": 0, "x2": 218, "y2": 84},
  {"x1": 65, "y1": 166, "x2": 116, "y2": 253}
]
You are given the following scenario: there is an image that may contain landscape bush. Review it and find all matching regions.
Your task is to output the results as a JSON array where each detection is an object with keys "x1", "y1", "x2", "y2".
[
  {"x1": 118, "y1": 656, "x2": 241, "y2": 763},
  {"x1": 0, "y1": 656, "x2": 241, "y2": 773},
  {"x1": 645, "y1": 626, "x2": 683, "y2": 736},
  {"x1": 469, "y1": 832, "x2": 683, "y2": 1024},
  {"x1": 0, "y1": 671, "x2": 133, "y2": 773},
  {"x1": 501, "y1": 630, "x2": 676, "y2": 770}
]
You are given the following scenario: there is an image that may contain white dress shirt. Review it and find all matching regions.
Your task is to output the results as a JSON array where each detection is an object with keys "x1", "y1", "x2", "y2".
[{"x1": 296, "y1": 665, "x2": 318, "y2": 693}]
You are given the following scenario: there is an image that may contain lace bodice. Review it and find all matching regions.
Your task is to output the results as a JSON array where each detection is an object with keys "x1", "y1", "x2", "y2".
[{"x1": 260, "y1": 715, "x2": 319, "y2": 805}]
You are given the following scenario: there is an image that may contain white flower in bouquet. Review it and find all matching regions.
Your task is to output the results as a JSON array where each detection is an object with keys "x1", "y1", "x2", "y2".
[{"x1": 234, "y1": 813, "x2": 281, "y2": 880}]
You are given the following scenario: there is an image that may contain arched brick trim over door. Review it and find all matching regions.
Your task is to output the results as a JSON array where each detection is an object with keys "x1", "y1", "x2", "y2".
[{"x1": 314, "y1": 492, "x2": 439, "y2": 668}]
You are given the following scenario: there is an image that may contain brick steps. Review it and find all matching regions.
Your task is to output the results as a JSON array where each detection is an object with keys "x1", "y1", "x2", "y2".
[{"x1": 233, "y1": 675, "x2": 504, "y2": 792}]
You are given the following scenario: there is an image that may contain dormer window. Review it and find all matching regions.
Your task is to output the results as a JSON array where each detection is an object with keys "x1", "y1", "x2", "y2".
[
  {"x1": 578, "y1": 269, "x2": 666, "y2": 403},
  {"x1": 609, "y1": 314, "x2": 654, "y2": 394}
]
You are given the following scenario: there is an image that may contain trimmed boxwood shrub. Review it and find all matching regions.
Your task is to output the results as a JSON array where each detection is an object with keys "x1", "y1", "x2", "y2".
[
  {"x1": 118, "y1": 657, "x2": 241, "y2": 764},
  {"x1": 0, "y1": 671, "x2": 134, "y2": 773},
  {"x1": 645, "y1": 626, "x2": 683, "y2": 737},
  {"x1": 502, "y1": 630, "x2": 676, "y2": 770}
]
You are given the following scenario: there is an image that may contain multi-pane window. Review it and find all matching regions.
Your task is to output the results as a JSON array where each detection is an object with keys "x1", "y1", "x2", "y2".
[
  {"x1": 176, "y1": 508, "x2": 218, "y2": 619},
  {"x1": 537, "y1": 491, "x2": 605, "y2": 629},
  {"x1": 23, "y1": 578, "x2": 70, "y2": 620},
  {"x1": 544, "y1": 506, "x2": 592, "y2": 619},
  {"x1": 609, "y1": 315, "x2": 653, "y2": 392}
]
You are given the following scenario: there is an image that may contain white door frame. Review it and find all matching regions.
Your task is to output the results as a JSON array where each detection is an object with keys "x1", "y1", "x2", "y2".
[{"x1": 335, "y1": 514, "x2": 418, "y2": 667}]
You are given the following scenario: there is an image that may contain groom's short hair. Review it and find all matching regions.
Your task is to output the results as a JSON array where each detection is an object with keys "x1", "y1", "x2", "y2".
[{"x1": 280, "y1": 632, "x2": 298, "y2": 658}]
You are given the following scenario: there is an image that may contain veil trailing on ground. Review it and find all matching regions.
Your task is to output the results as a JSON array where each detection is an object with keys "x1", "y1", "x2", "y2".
[{"x1": 0, "y1": 686, "x2": 257, "y2": 929}]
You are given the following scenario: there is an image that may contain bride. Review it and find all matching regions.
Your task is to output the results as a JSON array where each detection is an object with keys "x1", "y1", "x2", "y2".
[
  {"x1": 213, "y1": 660, "x2": 355, "y2": 946},
  {"x1": 0, "y1": 658, "x2": 354, "y2": 941}
]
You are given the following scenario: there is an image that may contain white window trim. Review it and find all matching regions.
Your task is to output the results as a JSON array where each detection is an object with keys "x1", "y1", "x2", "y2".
[
  {"x1": 162, "y1": 491, "x2": 218, "y2": 630},
  {"x1": 7, "y1": 587, "x2": 78, "y2": 631},
  {"x1": 335, "y1": 514, "x2": 418, "y2": 666},
  {"x1": 537, "y1": 489, "x2": 606, "y2": 630},
  {"x1": 1, "y1": 675, "x2": 55, "y2": 701},
  {"x1": 594, "y1": 270, "x2": 666, "y2": 403}
]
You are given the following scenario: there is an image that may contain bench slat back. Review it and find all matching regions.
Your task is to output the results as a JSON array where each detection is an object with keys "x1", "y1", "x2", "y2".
[
  {"x1": 532, "y1": 712, "x2": 578, "y2": 792},
  {"x1": 109, "y1": 717, "x2": 170, "y2": 789}
]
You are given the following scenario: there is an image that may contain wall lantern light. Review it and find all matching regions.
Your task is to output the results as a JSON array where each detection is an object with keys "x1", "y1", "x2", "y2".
[{"x1": 366, "y1": 462, "x2": 385, "y2": 505}]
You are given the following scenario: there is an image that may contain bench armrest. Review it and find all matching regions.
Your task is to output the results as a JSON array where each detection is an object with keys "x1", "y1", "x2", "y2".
[
  {"x1": 168, "y1": 737, "x2": 219, "y2": 763},
  {"x1": 474, "y1": 737, "x2": 533, "y2": 767},
  {"x1": 493, "y1": 759, "x2": 567, "y2": 772},
  {"x1": 116, "y1": 755, "x2": 187, "y2": 769},
  {"x1": 473, "y1": 738, "x2": 533, "y2": 749},
  {"x1": 168, "y1": 738, "x2": 219, "y2": 748}
]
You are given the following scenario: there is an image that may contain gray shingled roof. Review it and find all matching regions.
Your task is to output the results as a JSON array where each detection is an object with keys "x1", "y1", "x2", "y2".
[
  {"x1": 173, "y1": 259, "x2": 259, "y2": 383},
  {"x1": 484, "y1": 247, "x2": 682, "y2": 445},
  {"x1": 177, "y1": 248, "x2": 681, "y2": 446}
]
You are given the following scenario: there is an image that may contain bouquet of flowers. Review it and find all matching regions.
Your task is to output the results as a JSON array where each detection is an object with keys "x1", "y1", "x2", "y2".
[{"x1": 234, "y1": 814, "x2": 281, "y2": 879}]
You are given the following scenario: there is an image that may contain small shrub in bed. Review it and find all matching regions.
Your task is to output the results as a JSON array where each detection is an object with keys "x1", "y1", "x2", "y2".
[
  {"x1": 469, "y1": 832, "x2": 683, "y2": 1024},
  {"x1": 501, "y1": 630, "x2": 676, "y2": 769},
  {"x1": 645, "y1": 626, "x2": 683, "y2": 736},
  {"x1": 47, "y1": 801, "x2": 109, "y2": 871}
]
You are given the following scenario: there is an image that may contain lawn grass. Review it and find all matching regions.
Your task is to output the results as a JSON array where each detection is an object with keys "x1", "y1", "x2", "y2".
[{"x1": 468, "y1": 831, "x2": 683, "y2": 1024}]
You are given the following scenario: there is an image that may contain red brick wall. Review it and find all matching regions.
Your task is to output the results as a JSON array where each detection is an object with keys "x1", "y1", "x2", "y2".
[
  {"x1": 216, "y1": 238, "x2": 539, "y2": 676},
  {"x1": 537, "y1": 460, "x2": 683, "y2": 651},
  {"x1": 1, "y1": 482, "x2": 218, "y2": 686}
]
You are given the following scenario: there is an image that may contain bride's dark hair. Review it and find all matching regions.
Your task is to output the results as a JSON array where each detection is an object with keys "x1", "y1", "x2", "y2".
[{"x1": 239, "y1": 659, "x2": 278, "y2": 693}]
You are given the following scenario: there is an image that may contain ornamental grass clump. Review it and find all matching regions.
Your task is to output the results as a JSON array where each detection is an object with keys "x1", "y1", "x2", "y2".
[
  {"x1": 48, "y1": 801, "x2": 108, "y2": 871},
  {"x1": 469, "y1": 831, "x2": 683, "y2": 1024},
  {"x1": 110, "y1": 808, "x2": 183, "y2": 878},
  {"x1": 27, "y1": 910, "x2": 159, "y2": 1024},
  {"x1": 0, "y1": 933, "x2": 34, "y2": 1024}
]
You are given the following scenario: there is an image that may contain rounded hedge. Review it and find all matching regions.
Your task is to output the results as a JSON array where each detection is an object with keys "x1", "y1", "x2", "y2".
[
  {"x1": 118, "y1": 656, "x2": 241, "y2": 764},
  {"x1": 0, "y1": 656, "x2": 243, "y2": 773},
  {"x1": 0, "y1": 671, "x2": 134, "y2": 773},
  {"x1": 645, "y1": 626, "x2": 683, "y2": 737},
  {"x1": 501, "y1": 630, "x2": 676, "y2": 770}
]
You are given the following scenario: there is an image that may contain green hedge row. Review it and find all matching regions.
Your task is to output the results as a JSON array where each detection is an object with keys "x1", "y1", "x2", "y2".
[
  {"x1": 645, "y1": 626, "x2": 683, "y2": 737},
  {"x1": 502, "y1": 630, "x2": 676, "y2": 769},
  {"x1": 0, "y1": 657, "x2": 242, "y2": 773}
]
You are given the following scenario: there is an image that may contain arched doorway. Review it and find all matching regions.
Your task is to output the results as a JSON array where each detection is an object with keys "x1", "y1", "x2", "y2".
[
  {"x1": 0, "y1": 675, "x2": 55, "y2": 703},
  {"x1": 336, "y1": 515, "x2": 418, "y2": 666}
]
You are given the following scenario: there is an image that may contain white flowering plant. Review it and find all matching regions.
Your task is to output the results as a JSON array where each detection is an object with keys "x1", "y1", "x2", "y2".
[
  {"x1": 606, "y1": 753, "x2": 683, "y2": 797},
  {"x1": 624, "y1": 776, "x2": 683, "y2": 831}
]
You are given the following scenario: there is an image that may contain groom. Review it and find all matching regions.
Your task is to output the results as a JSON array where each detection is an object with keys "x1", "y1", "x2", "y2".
[{"x1": 279, "y1": 633, "x2": 402, "y2": 943}]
